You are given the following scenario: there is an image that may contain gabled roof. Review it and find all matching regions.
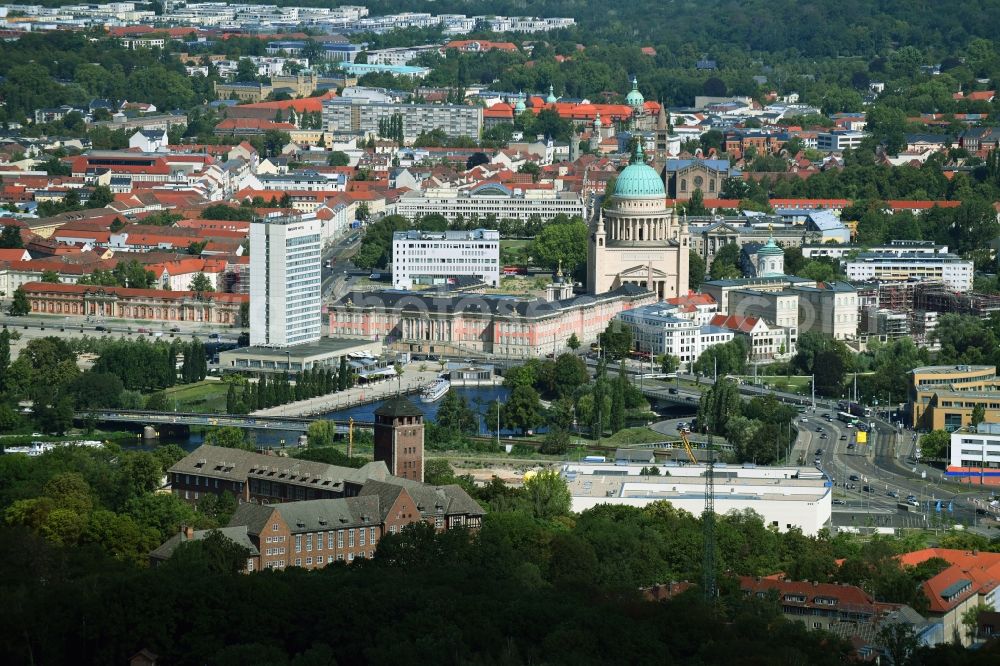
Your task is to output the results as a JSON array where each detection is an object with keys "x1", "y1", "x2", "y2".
[
  {"x1": 149, "y1": 525, "x2": 258, "y2": 562},
  {"x1": 710, "y1": 314, "x2": 764, "y2": 333}
]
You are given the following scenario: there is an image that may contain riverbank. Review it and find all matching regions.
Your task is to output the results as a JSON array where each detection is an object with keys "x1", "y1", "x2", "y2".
[{"x1": 250, "y1": 364, "x2": 443, "y2": 418}]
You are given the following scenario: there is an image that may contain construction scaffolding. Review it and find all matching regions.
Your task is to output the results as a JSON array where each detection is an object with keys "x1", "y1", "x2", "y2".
[{"x1": 914, "y1": 283, "x2": 1000, "y2": 319}]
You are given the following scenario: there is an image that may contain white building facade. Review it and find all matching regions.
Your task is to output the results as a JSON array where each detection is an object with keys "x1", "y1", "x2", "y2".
[
  {"x1": 249, "y1": 215, "x2": 322, "y2": 347},
  {"x1": 562, "y1": 462, "x2": 832, "y2": 536},
  {"x1": 394, "y1": 186, "x2": 585, "y2": 223},
  {"x1": 949, "y1": 423, "x2": 1000, "y2": 471},
  {"x1": 614, "y1": 304, "x2": 734, "y2": 368},
  {"x1": 845, "y1": 252, "x2": 974, "y2": 292},
  {"x1": 391, "y1": 228, "x2": 500, "y2": 289}
]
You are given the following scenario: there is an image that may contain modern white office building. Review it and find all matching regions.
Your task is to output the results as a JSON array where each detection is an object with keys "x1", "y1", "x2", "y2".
[
  {"x1": 561, "y1": 462, "x2": 832, "y2": 536},
  {"x1": 391, "y1": 228, "x2": 500, "y2": 289},
  {"x1": 845, "y1": 252, "x2": 974, "y2": 292},
  {"x1": 249, "y1": 215, "x2": 322, "y2": 347},
  {"x1": 394, "y1": 185, "x2": 586, "y2": 223},
  {"x1": 949, "y1": 422, "x2": 1000, "y2": 474},
  {"x1": 614, "y1": 304, "x2": 734, "y2": 368}
]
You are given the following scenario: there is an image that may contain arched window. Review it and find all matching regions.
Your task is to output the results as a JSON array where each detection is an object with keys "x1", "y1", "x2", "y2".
[{"x1": 680, "y1": 178, "x2": 687, "y2": 192}]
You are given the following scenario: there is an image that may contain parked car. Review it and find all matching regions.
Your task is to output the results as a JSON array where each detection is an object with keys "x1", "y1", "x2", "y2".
[
  {"x1": 849, "y1": 474, "x2": 860, "y2": 482},
  {"x1": 95, "y1": 325, "x2": 107, "y2": 332},
  {"x1": 839, "y1": 435, "x2": 847, "y2": 440},
  {"x1": 833, "y1": 499, "x2": 847, "y2": 505}
]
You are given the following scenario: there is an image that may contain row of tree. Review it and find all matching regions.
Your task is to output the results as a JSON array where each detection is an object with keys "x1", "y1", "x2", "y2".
[{"x1": 224, "y1": 359, "x2": 356, "y2": 414}]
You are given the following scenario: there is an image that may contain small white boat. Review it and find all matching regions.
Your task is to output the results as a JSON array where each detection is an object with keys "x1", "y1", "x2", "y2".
[{"x1": 421, "y1": 378, "x2": 450, "y2": 403}]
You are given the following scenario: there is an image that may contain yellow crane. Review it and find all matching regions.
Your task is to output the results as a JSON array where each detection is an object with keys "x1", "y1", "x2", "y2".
[{"x1": 678, "y1": 428, "x2": 698, "y2": 464}]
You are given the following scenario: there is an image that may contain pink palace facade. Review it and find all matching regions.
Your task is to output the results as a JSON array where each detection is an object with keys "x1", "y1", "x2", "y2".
[{"x1": 328, "y1": 285, "x2": 656, "y2": 358}]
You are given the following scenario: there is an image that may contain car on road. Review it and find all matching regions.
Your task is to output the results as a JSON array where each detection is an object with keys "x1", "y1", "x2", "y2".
[
  {"x1": 833, "y1": 499, "x2": 847, "y2": 505},
  {"x1": 814, "y1": 458, "x2": 821, "y2": 466},
  {"x1": 800, "y1": 418, "x2": 808, "y2": 423},
  {"x1": 908, "y1": 499, "x2": 920, "y2": 507},
  {"x1": 887, "y1": 491, "x2": 899, "y2": 498},
  {"x1": 685, "y1": 396, "x2": 696, "y2": 402},
  {"x1": 906, "y1": 494, "x2": 917, "y2": 502},
  {"x1": 95, "y1": 325, "x2": 107, "y2": 331},
  {"x1": 863, "y1": 485, "x2": 874, "y2": 493},
  {"x1": 820, "y1": 433, "x2": 828, "y2": 439},
  {"x1": 169, "y1": 326, "x2": 180, "y2": 332},
  {"x1": 209, "y1": 333, "x2": 221, "y2": 340},
  {"x1": 668, "y1": 388, "x2": 679, "y2": 394},
  {"x1": 843, "y1": 483, "x2": 857, "y2": 490},
  {"x1": 847, "y1": 443, "x2": 855, "y2": 449},
  {"x1": 849, "y1": 474, "x2": 860, "y2": 482},
  {"x1": 815, "y1": 449, "x2": 823, "y2": 455},
  {"x1": 839, "y1": 434, "x2": 847, "y2": 440}
]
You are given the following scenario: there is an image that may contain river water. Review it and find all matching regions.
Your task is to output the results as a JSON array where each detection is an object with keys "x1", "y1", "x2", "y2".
[{"x1": 171, "y1": 386, "x2": 512, "y2": 451}]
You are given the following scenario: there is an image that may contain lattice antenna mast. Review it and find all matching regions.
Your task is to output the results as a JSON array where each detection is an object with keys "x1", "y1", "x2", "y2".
[{"x1": 701, "y1": 429, "x2": 717, "y2": 601}]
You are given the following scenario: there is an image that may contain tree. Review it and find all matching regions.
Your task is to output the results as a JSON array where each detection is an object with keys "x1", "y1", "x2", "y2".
[
  {"x1": 8, "y1": 286, "x2": 29, "y2": 316},
  {"x1": 961, "y1": 603, "x2": 990, "y2": 643},
  {"x1": 686, "y1": 188, "x2": 707, "y2": 215},
  {"x1": 551, "y1": 354, "x2": 588, "y2": 398},
  {"x1": 709, "y1": 242, "x2": 742, "y2": 280},
  {"x1": 0, "y1": 224, "x2": 23, "y2": 248},
  {"x1": 306, "y1": 420, "x2": 338, "y2": 448},
  {"x1": 168, "y1": 529, "x2": 251, "y2": 575},
  {"x1": 698, "y1": 379, "x2": 741, "y2": 434},
  {"x1": 327, "y1": 151, "x2": 350, "y2": 167},
  {"x1": 971, "y1": 403, "x2": 986, "y2": 427},
  {"x1": 0, "y1": 327, "x2": 10, "y2": 394},
  {"x1": 689, "y1": 250, "x2": 706, "y2": 290},
  {"x1": 86, "y1": 185, "x2": 114, "y2": 209},
  {"x1": 918, "y1": 430, "x2": 950, "y2": 459},
  {"x1": 659, "y1": 354, "x2": 680, "y2": 374},
  {"x1": 529, "y1": 217, "x2": 589, "y2": 278},
  {"x1": 40, "y1": 269, "x2": 60, "y2": 283},
  {"x1": 69, "y1": 371, "x2": 124, "y2": 409},
  {"x1": 503, "y1": 385, "x2": 544, "y2": 434},
  {"x1": 204, "y1": 427, "x2": 254, "y2": 451},
  {"x1": 567, "y1": 333, "x2": 581, "y2": 351},
  {"x1": 436, "y1": 390, "x2": 478, "y2": 435},
  {"x1": 814, "y1": 349, "x2": 847, "y2": 397},
  {"x1": 521, "y1": 470, "x2": 571, "y2": 520},
  {"x1": 877, "y1": 623, "x2": 921, "y2": 666},
  {"x1": 599, "y1": 319, "x2": 633, "y2": 360},
  {"x1": 188, "y1": 272, "x2": 215, "y2": 293}
]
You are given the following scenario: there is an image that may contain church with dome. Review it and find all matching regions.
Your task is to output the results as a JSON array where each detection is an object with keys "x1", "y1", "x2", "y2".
[{"x1": 587, "y1": 143, "x2": 690, "y2": 298}]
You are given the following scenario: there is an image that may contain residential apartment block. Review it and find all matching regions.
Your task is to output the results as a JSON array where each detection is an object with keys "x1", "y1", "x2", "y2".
[
  {"x1": 394, "y1": 186, "x2": 585, "y2": 223},
  {"x1": 845, "y1": 251, "x2": 974, "y2": 292},
  {"x1": 322, "y1": 97, "x2": 482, "y2": 142},
  {"x1": 391, "y1": 228, "x2": 500, "y2": 289},
  {"x1": 249, "y1": 215, "x2": 322, "y2": 347}
]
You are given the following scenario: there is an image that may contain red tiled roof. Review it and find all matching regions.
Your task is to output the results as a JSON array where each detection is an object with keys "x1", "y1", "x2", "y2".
[
  {"x1": 21, "y1": 281, "x2": 247, "y2": 304},
  {"x1": 710, "y1": 314, "x2": 761, "y2": 332},
  {"x1": 886, "y1": 200, "x2": 961, "y2": 210},
  {"x1": 215, "y1": 118, "x2": 296, "y2": 132},
  {"x1": 232, "y1": 91, "x2": 337, "y2": 114},
  {"x1": 667, "y1": 293, "x2": 717, "y2": 307},
  {"x1": 445, "y1": 40, "x2": 517, "y2": 52}
]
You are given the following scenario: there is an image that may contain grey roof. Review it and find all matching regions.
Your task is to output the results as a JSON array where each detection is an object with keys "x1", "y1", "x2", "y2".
[
  {"x1": 373, "y1": 396, "x2": 424, "y2": 418},
  {"x1": 169, "y1": 444, "x2": 390, "y2": 492},
  {"x1": 273, "y1": 495, "x2": 382, "y2": 533},
  {"x1": 360, "y1": 478, "x2": 485, "y2": 519},
  {"x1": 150, "y1": 525, "x2": 258, "y2": 561},
  {"x1": 332, "y1": 284, "x2": 650, "y2": 320},
  {"x1": 615, "y1": 448, "x2": 656, "y2": 463},
  {"x1": 806, "y1": 210, "x2": 845, "y2": 231}
]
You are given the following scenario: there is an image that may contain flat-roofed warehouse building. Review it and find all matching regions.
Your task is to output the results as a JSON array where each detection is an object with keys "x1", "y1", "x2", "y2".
[{"x1": 561, "y1": 462, "x2": 831, "y2": 536}]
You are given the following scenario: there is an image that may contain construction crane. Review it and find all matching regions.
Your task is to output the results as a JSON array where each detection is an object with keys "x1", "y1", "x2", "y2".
[
  {"x1": 678, "y1": 428, "x2": 698, "y2": 464},
  {"x1": 702, "y1": 430, "x2": 717, "y2": 601}
]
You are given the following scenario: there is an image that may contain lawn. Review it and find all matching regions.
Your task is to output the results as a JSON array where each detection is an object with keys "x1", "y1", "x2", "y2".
[
  {"x1": 738, "y1": 375, "x2": 813, "y2": 394},
  {"x1": 162, "y1": 380, "x2": 230, "y2": 413}
]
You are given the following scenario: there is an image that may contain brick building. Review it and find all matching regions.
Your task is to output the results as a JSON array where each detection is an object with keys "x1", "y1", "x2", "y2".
[
  {"x1": 21, "y1": 282, "x2": 246, "y2": 325},
  {"x1": 168, "y1": 444, "x2": 390, "y2": 504},
  {"x1": 374, "y1": 396, "x2": 425, "y2": 482},
  {"x1": 152, "y1": 473, "x2": 484, "y2": 571}
]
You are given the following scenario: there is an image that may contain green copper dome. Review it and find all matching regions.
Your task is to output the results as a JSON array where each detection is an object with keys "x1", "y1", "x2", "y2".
[
  {"x1": 758, "y1": 235, "x2": 783, "y2": 256},
  {"x1": 625, "y1": 76, "x2": 644, "y2": 109},
  {"x1": 614, "y1": 142, "x2": 665, "y2": 199},
  {"x1": 514, "y1": 92, "x2": 526, "y2": 114},
  {"x1": 545, "y1": 84, "x2": 557, "y2": 104}
]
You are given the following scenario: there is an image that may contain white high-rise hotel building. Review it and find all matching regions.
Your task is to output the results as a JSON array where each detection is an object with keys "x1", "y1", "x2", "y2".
[{"x1": 250, "y1": 215, "x2": 322, "y2": 347}]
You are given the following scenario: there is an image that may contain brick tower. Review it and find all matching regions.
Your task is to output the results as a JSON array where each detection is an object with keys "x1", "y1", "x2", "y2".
[{"x1": 373, "y1": 396, "x2": 425, "y2": 482}]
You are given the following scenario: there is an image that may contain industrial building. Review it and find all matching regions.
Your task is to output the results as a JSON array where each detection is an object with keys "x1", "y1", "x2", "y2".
[
  {"x1": 322, "y1": 97, "x2": 482, "y2": 142},
  {"x1": 560, "y1": 462, "x2": 832, "y2": 536}
]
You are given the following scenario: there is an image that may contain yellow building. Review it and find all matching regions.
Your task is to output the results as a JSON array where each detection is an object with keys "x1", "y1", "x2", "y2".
[{"x1": 910, "y1": 365, "x2": 1000, "y2": 430}]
